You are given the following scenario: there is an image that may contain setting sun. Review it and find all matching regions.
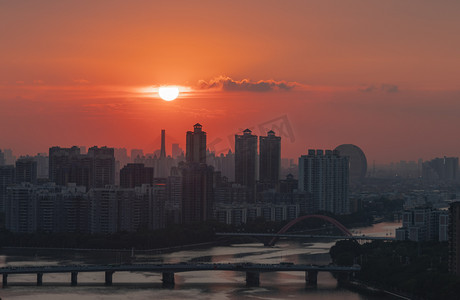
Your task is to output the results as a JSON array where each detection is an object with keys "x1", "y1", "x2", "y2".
[{"x1": 159, "y1": 87, "x2": 179, "y2": 101}]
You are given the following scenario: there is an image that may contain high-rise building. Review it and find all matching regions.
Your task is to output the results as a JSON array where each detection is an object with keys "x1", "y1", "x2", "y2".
[
  {"x1": 259, "y1": 130, "x2": 281, "y2": 185},
  {"x1": 0, "y1": 150, "x2": 5, "y2": 166},
  {"x1": 2, "y1": 149, "x2": 16, "y2": 165},
  {"x1": 49, "y1": 146, "x2": 81, "y2": 184},
  {"x1": 49, "y1": 146, "x2": 115, "y2": 189},
  {"x1": 160, "y1": 129, "x2": 166, "y2": 158},
  {"x1": 181, "y1": 162, "x2": 214, "y2": 224},
  {"x1": 5, "y1": 183, "x2": 37, "y2": 233},
  {"x1": 298, "y1": 149, "x2": 349, "y2": 214},
  {"x1": 120, "y1": 163, "x2": 154, "y2": 188},
  {"x1": 87, "y1": 146, "x2": 115, "y2": 188},
  {"x1": 449, "y1": 201, "x2": 460, "y2": 275},
  {"x1": 186, "y1": 123, "x2": 206, "y2": 164},
  {"x1": 0, "y1": 165, "x2": 15, "y2": 212},
  {"x1": 235, "y1": 129, "x2": 258, "y2": 188},
  {"x1": 15, "y1": 156, "x2": 38, "y2": 184},
  {"x1": 34, "y1": 153, "x2": 49, "y2": 179}
]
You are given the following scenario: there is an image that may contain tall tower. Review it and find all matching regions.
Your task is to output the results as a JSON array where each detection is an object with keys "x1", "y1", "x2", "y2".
[
  {"x1": 160, "y1": 129, "x2": 166, "y2": 158},
  {"x1": 186, "y1": 123, "x2": 207, "y2": 164},
  {"x1": 298, "y1": 149, "x2": 349, "y2": 214},
  {"x1": 259, "y1": 130, "x2": 281, "y2": 185},
  {"x1": 235, "y1": 129, "x2": 258, "y2": 188}
]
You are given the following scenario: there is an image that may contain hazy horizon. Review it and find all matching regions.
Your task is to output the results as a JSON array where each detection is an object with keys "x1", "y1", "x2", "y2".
[{"x1": 2, "y1": 0, "x2": 460, "y2": 164}]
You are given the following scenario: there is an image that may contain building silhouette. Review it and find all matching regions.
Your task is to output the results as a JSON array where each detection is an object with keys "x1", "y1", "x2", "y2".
[
  {"x1": 449, "y1": 201, "x2": 460, "y2": 275},
  {"x1": 235, "y1": 129, "x2": 257, "y2": 188},
  {"x1": 334, "y1": 144, "x2": 367, "y2": 184},
  {"x1": 0, "y1": 150, "x2": 5, "y2": 166},
  {"x1": 0, "y1": 165, "x2": 15, "y2": 212},
  {"x1": 160, "y1": 129, "x2": 166, "y2": 158},
  {"x1": 181, "y1": 124, "x2": 213, "y2": 224},
  {"x1": 259, "y1": 130, "x2": 281, "y2": 186},
  {"x1": 48, "y1": 146, "x2": 81, "y2": 185},
  {"x1": 423, "y1": 156, "x2": 459, "y2": 182},
  {"x1": 181, "y1": 162, "x2": 214, "y2": 224},
  {"x1": 48, "y1": 146, "x2": 115, "y2": 189},
  {"x1": 298, "y1": 149, "x2": 349, "y2": 214},
  {"x1": 15, "y1": 156, "x2": 37, "y2": 184},
  {"x1": 120, "y1": 163, "x2": 154, "y2": 188},
  {"x1": 186, "y1": 123, "x2": 207, "y2": 164}
]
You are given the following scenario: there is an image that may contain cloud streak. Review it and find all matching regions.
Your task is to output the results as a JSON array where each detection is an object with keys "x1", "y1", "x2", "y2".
[
  {"x1": 359, "y1": 83, "x2": 399, "y2": 93},
  {"x1": 198, "y1": 76, "x2": 298, "y2": 92}
]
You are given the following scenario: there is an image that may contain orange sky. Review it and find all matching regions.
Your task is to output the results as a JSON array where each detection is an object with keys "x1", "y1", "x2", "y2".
[{"x1": 1, "y1": 0, "x2": 460, "y2": 163}]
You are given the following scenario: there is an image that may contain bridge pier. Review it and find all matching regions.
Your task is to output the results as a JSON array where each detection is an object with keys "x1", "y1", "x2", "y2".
[
  {"x1": 245, "y1": 271, "x2": 260, "y2": 286},
  {"x1": 71, "y1": 272, "x2": 78, "y2": 286},
  {"x1": 162, "y1": 272, "x2": 175, "y2": 287},
  {"x1": 105, "y1": 271, "x2": 114, "y2": 286},
  {"x1": 2, "y1": 274, "x2": 7, "y2": 287},
  {"x1": 305, "y1": 270, "x2": 318, "y2": 286},
  {"x1": 37, "y1": 273, "x2": 43, "y2": 286}
]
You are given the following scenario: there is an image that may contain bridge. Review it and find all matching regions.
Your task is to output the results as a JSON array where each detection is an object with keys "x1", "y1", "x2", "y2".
[
  {"x1": 216, "y1": 232, "x2": 395, "y2": 241},
  {"x1": 0, "y1": 263, "x2": 360, "y2": 287},
  {"x1": 217, "y1": 214, "x2": 394, "y2": 246}
]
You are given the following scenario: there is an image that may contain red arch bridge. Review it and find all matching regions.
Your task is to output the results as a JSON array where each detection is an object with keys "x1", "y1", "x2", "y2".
[{"x1": 216, "y1": 214, "x2": 395, "y2": 246}]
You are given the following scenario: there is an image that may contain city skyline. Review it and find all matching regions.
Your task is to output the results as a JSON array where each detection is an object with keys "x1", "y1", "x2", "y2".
[{"x1": 2, "y1": 1, "x2": 460, "y2": 163}]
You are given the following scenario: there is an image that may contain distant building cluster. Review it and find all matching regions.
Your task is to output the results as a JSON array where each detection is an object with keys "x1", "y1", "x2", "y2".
[
  {"x1": 395, "y1": 207, "x2": 449, "y2": 242},
  {"x1": 0, "y1": 125, "x2": 358, "y2": 234}
]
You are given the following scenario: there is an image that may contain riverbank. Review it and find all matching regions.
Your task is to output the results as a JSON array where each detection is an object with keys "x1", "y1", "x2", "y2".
[{"x1": 344, "y1": 280, "x2": 412, "y2": 299}]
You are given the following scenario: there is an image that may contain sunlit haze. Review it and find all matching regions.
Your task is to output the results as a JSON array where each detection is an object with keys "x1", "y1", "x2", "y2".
[{"x1": 1, "y1": 0, "x2": 460, "y2": 163}]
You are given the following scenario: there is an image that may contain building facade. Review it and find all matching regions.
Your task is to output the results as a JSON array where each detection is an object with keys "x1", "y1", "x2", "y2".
[
  {"x1": 298, "y1": 149, "x2": 349, "y2": 214},
  {"x1": 235, "y1": 129, "x2": 257, "y2": 189},
  {"x1": 259, "y1": 130, "x2": 281, "y2": 186}
]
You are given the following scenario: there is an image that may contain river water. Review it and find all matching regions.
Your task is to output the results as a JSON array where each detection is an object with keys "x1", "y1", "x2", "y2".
[{"x1": 0, "y1": 222, "x2": 400, "y2": 299}]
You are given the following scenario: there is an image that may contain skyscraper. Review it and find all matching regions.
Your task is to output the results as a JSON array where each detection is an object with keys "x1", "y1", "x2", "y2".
[
  {"x1": 298, "y1": 149, "x2": 349, "y2": 214},
  {"x1": 181, "y1": 162, "x2": 214, "y2": 224},
  {"x1": 182, "y1": 124, "x2": 214, "y2": 224},
  {"x1": 259, "y1": 130, "x2": 281, "y2": 185},
  {"x1": 235, "y1": 129, "x2": 257, "y2": 188},
  {"x1": 160, "y1": 129, "x2": 166, "y2": 158},
  {"x1": 186, "y1": 123, "x2": 206, "y2": 164}
]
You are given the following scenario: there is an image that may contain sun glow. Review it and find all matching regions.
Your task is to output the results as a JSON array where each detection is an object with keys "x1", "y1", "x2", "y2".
[{"x1": 159, "y1": 86, "x2": 180, "y2": 101}]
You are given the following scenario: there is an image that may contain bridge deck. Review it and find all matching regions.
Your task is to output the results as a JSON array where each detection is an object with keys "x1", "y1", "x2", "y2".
[
  {"x1": 216, "y1": 232, "x2": 395, "y2": 241},
  {"x1": 0, "y1": 263, "x2": 360, "y2": 275}
]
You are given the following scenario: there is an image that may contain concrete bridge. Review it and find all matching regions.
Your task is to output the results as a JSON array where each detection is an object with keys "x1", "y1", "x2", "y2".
[{"x1": 0, "y1": 263, "x2": 360, "y2": 287}]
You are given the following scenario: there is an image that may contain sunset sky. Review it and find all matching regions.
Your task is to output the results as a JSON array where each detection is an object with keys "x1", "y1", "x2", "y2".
[{"x1": 1, "y1": 0, "x2": 460, "y2": 163}]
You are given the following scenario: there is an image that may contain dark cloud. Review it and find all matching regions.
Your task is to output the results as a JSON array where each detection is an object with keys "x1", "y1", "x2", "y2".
[
  {"x1": 359, "y1": 85, "x2": 377, "y2": 92},
  {"x1": 359, "y1": 83, "x2": 399, "y2": 93},
  {"x1": 381, "y1": 84, "x2": 399, "y2": 93},
  {"x1": 198, "y1": 76, "x2": 298, "y2": 92}
]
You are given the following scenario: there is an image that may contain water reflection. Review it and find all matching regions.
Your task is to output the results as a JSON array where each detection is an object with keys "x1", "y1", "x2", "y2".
[{"x1": 0, "y1": 222, "x2": 400, "y2": 299}]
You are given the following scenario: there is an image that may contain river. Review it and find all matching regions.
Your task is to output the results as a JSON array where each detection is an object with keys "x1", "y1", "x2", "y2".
[{"x1": 0, "y1": 222, "x2": 401, "y2": 299}]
